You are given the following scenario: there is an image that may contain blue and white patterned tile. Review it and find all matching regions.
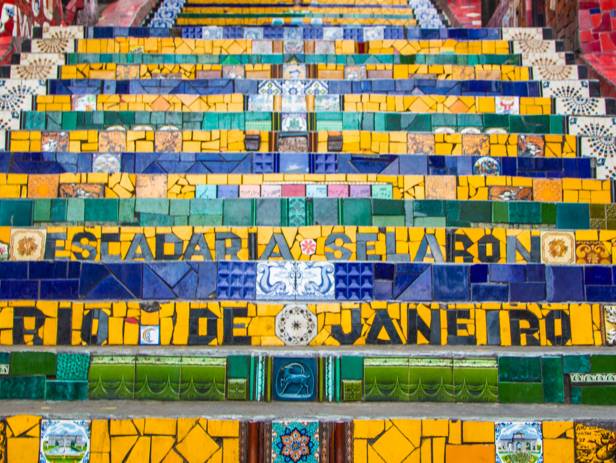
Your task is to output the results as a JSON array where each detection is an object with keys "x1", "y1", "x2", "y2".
[
  {"x1": 256, "y1": 261, "x2": 297, "y2": 300},
  {"x1": 272, "y1": 359, "x2": 318, "y2": 402},
  {"x1": 272, "y1": 420, "x2": 319, "y2": 461},
  {"x1": 296, "y1": 262, "x2": 335, "y2": 300}
]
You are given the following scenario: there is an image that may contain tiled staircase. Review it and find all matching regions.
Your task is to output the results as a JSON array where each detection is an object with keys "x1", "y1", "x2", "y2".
[{"x1": 0, "y1": 0, "x2": 616, "y2": 462}]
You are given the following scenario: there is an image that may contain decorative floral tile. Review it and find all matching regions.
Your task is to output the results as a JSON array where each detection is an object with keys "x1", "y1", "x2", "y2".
[
  {"x1": 314, "y1": 41, "x2": 335, "y2": 54},
  {"x1": 10, "y1": 228, "x2": 46, "y2": 261},
  {"x1": 40, "y1": 419, "x2": 90, "y2": 463},
  {"x1": 278, "y1": 136, "x2": 308, "y2": 153},
  {"x1": 541, "y1": 232, "x2": 575, "y2": 264},
  {"x1": 275, "y1": 304, "x2": 317, "y2": 346},
  {"x1": 495, "y1": 421, "x2": 542, "y2": 463},
  {"x1": 258, "y1": 80, "x2": 283, "y2": 96},
  {"x1": 604, "y1": 306, "x2": 616, "y2": 345},
  {"x1": 542, "y1": 80, "x2": 590, "y2": 99},
  {"x1": 322, "y1": 27, "x2": 343, "y2": 40},
  {"x1": 532, "y1": 64, "x2": 578, "y2": 81},
  {"x1": 304, "y1": 80, "x2": 328, "y2": 96},
  {"x1": 569, "y1": 116, "x2": 616, "y2": 137},
  {"x1": 555, "y1": 97, "x2": 606, "y2": 116},
  {"x1": 0, "y1": 80, "x2": 44, "y2": 112},
  {"x1": 272, "y1": 420, "x2": 319, "y2": 462},
  {"x1": 282, "y1": 80, "x2": 305, "y2": 96},
  {"x1": 576, "y1": 240, "x2": 611, "y2": 264}
]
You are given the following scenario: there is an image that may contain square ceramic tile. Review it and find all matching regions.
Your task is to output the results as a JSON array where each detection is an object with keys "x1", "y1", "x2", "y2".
[
  {"x1": 283, "y1": 64, "x2": 306, "y2": 80},
  {"x1": 495, "y1": 422, "x2": 542, "y2": 463},
  {"x1": 275, "y1": 304, "x2": 317, "y2": 346},
  {"x1": 195, "y1": 185, "x2": 217, "y2": 199},
  {"x1": 541, "y1": 231, "x2": 575, "y2": 264},
  {"x1": 262, "y1": 184, "x2": 282, "y2": 198},
  {"x1": 495, "y1": 96, "x2": 520, "y2": 115},
  {"x1": 239, "y1": 184, "x2": 261, "y2": 198},
  {"x1": 306, "y1": 184, "x2": 328, "y2": 198},
  {"x1": 304, "y1": 80, "x2": 328, "y2": 96},
  {"x1": 258, "y1": 80, "x2": 283, "y2": 96},
  {"x1": 282, "y1": 113, "x2": 307, "y2": 131},
  {"x1": 40, "y1": 420, "x2": 90, "y2": 463},
  {"x1": 256, "y1": 261, "x2": 297, "y2": 300},
  {"x1": 284, "y1": 40, "x2": 304, "y2": 54},
  {"x1": 271, "y1": 420, "x2": 319, "y2": 460},
  {"x1": 10, "y1": 228, "x2": 46, "y2": 261},
  {"x1": 295, "y1": 262, "x2": 335, "y2": 300},
  {"x1": 139, "y1": 325, "x2": 160, "y2": 345}
]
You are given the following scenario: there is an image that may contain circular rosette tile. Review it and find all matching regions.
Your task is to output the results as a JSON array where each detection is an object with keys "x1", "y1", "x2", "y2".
[{"x1": 275, "y1": 304, "x2": 317, "y2": 346}]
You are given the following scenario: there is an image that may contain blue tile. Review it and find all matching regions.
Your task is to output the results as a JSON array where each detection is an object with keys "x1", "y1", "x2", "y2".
[
  {"x1": 547, "y1": 266, "x2": 584, "y2": 302},
  {"x1": 433, "y1": 265, "x2": 469, "y2": 301}
]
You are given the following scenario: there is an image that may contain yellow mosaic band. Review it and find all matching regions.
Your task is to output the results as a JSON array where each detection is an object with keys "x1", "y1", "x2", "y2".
[
  {"x1": 8, "y1": 130, "x2": 578, "y2": 157},
  {"x1": 0, "y1": 301, "x2": 605, "y2": 346},
  {"x1": 74, "y1": 38, "x2": 511, "y2": 55},
  {"x1": 34, "y1": 95, "x2": 553, "y2": 115},
  {"x1": 55, "y1": 63, "x2": 533, "y2": 81},
  {"x1": 0, "y1": 173, "x2": 610, "y2": 203},
  {"x1": 4, "y1": 226, "x2": 610, "y2": 264}
]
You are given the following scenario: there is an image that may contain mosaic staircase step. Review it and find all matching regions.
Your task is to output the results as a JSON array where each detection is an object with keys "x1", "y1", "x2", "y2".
[
  {"x1": 0, "y1": 173, "x2": 611, "y2": 201},
  {"x1": 2, "y1": 225, "x2": 616, "y2": 264},
  {"x1": 0, "y1": 152, "x2": 596, "y2": 178},
  {"x1": 0, "y1": 351, "x2": 615, "y2": 403},
  {"x1": 1, "y1": 0, "x2": 616, "y2": 458},
  {"x1": 0, "y1": 198, "x2": 606, "y2": 228}
]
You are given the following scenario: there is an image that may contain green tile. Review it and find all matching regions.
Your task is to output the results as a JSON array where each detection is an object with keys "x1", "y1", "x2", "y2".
[
  {"x1": 590, "y1": 355, "x2": 616, "y2": 373},
  {"x1": 179, "y1": 357, "x2": 226, "y2": 401},
  {"x1": 256, "y1": 199, "x2": 281, "y2": 226},
  {"x1": 498, "y1": 356, "x2": 541, "y2": 382},
  {"x1": 0, "y1": 376, "x2": 45, "y2": 399},
  {"x1": 579, "y1": 386, "x2": 616, "y2": 405},
  {"x1": 342, "y1": 380, "x2": 362, "y2": 401},
  {"x1": 453, "y1": 359, "x2": 498, "y2": 403},
  {"x1": 313, "y1": 198, "x2": 338, "y2": 224},
  {"x1": 119, "y1": 199, "x2": 137, "y2": 223},
  {"x1": 509, "y1": 203, "x2": 541, "y2": 224},
  {"x1": 135, "y1": 199, "x2": 169, "y2": 215},
  {"x1": 56, "y1": 353, "x2": 90, "y2": 381},
  {"x1": 498, "y1": 382, "x2": 544, "y2": 403},
  {"x1": 223, "y1": 199, "x2": 253, "y2": 226},
  {"x1": 88, "y1": 355, "x2": 135, "y2": 400},
  {"x1": 85, "y1": 199, "x2": 118, "y2": 222},
  {"x1": 0, "y1": 200, "x2": 33, "y2": 226},
  {"x1": 341, "y1": 356, "x2": 363, "y2": 381},
  {"x1": 227, "y1": 355, "x2": 250, "y2": 379},
  {"x1": 66, "y1": 199, "x2": 85, "y2": 222},
  {"x1": 45, "y1": 380, "x2": 89, "y2": 401},
  {"x1": 341, "y1": 199, "x2": 371, "y2": 225},
  {"x1": 557, "y1": 203, "x2": 589, "y2": 229},
  {"x1": 563, "y1": 355, "x2": 590, "y2": 373},
  {"x1": 541, "y1": 357, "x2": 564, "y2": 403},
  {"x1": 10, "y1": 352, "x2": 56, "y2": 376},
  {"x1": 492, "y1": 202, "x2": 508, "y2": 223},
  {"x1": 135, "y1": 356, "x2": 181, "y2": 401}
]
